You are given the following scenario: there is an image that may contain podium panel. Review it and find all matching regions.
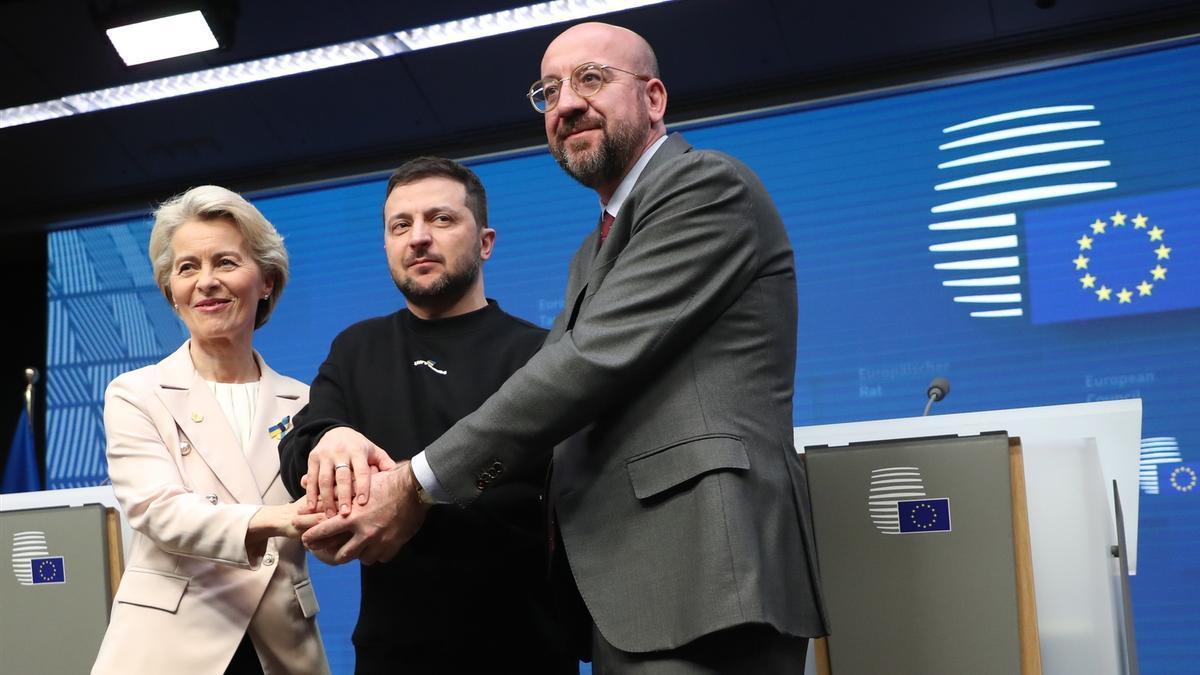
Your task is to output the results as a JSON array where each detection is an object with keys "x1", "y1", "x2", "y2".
[
  {"x1": 807, "y1": 433, "x2": 1028, "y2": 675},
  {"x1": 1, "y1": 504, "x2": 117, "y2": 674},
  {"x1": 798, "y1": 400, "x2": 1138, "y2": 675},
  {"x1": 795, "y1": 399, "x2": 1141, "y2": 572}
]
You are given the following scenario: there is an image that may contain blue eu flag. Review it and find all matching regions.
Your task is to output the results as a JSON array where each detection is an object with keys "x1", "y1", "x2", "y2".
[
  {"x1": 1158, "y1": 462, "x2": 1199, "y2": 495},
  {"x1": 1024, "y1": 187, "x2": 1200, "y2": 324},
  {"x1": 30, "y1": 556, "x2": 65, "y2": 584},
  {"x1": 2, "y1": 408, "x2": 40, "y2": 494},
  {"x1": 897, "y1": 498, "x2": 952, "y2": 533}
]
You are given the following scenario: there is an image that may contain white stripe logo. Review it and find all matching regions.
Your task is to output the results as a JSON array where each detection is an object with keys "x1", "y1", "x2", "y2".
[
  {"x1": 867, "y1": 467, "x2": 927, "y2": 534},
  {"x1": 11, "y1": 530, "x2": 49, "y2": 586},
  {"x1": 930, "y1": 105, "x2": 1118, "y2": 319}
]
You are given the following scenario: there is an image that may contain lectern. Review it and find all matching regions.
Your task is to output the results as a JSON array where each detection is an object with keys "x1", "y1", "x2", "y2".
[
  {"x1": 796, "y1": 399, "x2": 1140, "y2": 675},
  {"x1": 1, "y1": 486, "x2": 127, "y2": 674}
]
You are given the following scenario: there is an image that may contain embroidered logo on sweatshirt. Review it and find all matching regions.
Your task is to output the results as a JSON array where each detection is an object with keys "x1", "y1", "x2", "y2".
[{"x1": 413, "y1": 360, "x2": 448, "y2": 375}]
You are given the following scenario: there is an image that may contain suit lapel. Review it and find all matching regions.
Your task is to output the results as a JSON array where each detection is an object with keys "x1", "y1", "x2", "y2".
[
  {"x1": 154, "y1": 342, "x2": 261, "y2": 504},
  {"x1": 588, "y1": 134, "x2": 693, "y2": 287},
  {"x1": 247, "y1": 355, "x2": 303, "y2": 496},
  {"x1": 553, "y1": 135, "x2": 693, "y2": 339},
  {"x1": 550, "y1": 228, "x2": 601, "y2": 340}
]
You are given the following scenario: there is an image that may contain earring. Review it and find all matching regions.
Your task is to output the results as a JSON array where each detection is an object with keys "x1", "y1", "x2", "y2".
[
  {"x1": 173, "y1": 303, "x2": 179, "y2": 310},
  {"x1": 262, "y1": 294, "x2": 270, "y2": 300}
]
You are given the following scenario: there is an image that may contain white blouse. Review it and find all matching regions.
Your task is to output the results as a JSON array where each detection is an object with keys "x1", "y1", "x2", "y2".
[{"x1": 205, "y1": 380, "x2": 260, "y2": 456}]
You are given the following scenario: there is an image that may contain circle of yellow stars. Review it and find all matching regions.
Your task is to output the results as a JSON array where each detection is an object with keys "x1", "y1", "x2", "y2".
[
  {"x1": 909, "y1": 503, "x2": 939, "y2": 529},
  {"x1": 1168, "y1": 465, "x2": 1197, "y2": 493},
  {"x1": 36, "y1": 559, "x2": 58, "y2": 581},
  {"x1": 1073, "y1": 210, "x2": 1169, "y2": 304}
]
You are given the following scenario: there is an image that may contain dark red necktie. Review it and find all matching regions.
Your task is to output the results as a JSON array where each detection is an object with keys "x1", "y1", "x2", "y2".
[{"x1": 599, "y1": 210, "x2": 615, "y2": 242}]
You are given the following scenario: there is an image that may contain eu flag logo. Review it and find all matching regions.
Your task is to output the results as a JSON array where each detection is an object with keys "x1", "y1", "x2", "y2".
[
  {"x1": 897, "y1": 498, "x2": 952, "y2": 534},
  {"x1": 30, "y1": 556, "x2": 65, "y2": 584},
  {"x1": 1025, "y1": 188, "x2": 1200, "y2": 324},
  {"x1": 1159, "y1": 462, "x2": 1198, "y2": 495}
]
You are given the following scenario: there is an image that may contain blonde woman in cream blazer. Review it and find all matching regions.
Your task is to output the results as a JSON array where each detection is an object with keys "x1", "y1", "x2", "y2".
[{"x1": 92, "y1": 185, "x2": 328, "y2": 675}]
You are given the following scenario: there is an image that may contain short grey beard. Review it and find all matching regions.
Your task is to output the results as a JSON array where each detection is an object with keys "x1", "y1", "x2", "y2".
[{"x1": 552, "y1": 119, "x2": 644, "y2": 189}]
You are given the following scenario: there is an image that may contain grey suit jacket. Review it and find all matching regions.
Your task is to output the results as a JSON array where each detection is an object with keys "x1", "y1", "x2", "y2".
[{"x1": 425, "y1": 133, "x2": 828, "y2": 651}]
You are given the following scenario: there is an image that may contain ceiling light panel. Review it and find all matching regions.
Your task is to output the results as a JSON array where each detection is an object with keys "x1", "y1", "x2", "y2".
[
  {"x1": 0, "y1": 0, "x2": 673, "y2": 130},
  {"x1": 105, "y1": 10, "x2": 221, "y2": 66}
]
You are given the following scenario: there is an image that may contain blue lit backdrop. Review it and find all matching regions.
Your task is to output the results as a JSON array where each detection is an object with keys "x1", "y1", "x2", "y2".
[{"x1": 46, "y1": 38, "x2": 1199, "y2": 674}]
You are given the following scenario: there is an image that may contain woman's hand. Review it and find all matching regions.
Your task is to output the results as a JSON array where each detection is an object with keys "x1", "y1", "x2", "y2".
[{"x1": 248, "y1": 499, "x2": 325, "y2": 542}]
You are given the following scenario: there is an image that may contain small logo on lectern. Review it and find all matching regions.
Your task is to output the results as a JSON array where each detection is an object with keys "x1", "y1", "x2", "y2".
[
  {"x1": 868, "y1": 467, "x2": 927, "y2": 534},
  {"x1": 10, "y1": 530, "x2": 67, "y2": 586},
  {"x1": 868, "y1": 467, "x2": 953, "y2": 535},
  {"x1": 897, "y1": 498, "x2": 953, "y2": 533}
]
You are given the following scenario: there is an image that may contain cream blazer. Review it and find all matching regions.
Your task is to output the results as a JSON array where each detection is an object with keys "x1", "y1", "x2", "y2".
[{"x1": 92, "y1": 342, "x2": 329, "y2": 675}]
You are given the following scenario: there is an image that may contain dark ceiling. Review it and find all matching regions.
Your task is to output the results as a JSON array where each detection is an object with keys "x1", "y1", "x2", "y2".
[{"x1": 3, "y1": 0, "x2": 1200, "y2": 231}]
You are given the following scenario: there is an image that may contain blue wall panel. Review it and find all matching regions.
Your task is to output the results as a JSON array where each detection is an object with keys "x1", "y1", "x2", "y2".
[{"x1": 47, "y1": 39, "x2": 1200, "y2": 673}]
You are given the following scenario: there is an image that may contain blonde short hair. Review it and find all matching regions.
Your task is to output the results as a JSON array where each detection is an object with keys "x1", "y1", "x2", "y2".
[{"x1": 149, "y1": 185, "x2": 289, "y2": 329}]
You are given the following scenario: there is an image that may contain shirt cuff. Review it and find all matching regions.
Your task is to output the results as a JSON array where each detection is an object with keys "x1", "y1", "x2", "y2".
[{"x1": 410, "y1": 451, "x2": 452, "y2": 504}]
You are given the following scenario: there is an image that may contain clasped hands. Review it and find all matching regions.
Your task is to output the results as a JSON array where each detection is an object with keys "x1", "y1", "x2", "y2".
[{"x1": 292, "y1": 427, "x2": 431, "y2": 565}]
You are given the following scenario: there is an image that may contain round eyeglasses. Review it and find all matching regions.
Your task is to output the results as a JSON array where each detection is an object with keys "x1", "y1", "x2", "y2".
[{"x1": 527, "y1": 62, "x2": 651, "y2": 113}]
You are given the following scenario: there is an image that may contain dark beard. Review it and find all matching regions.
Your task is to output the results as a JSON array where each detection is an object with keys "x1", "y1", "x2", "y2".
[
  {"x1": 551, "y1": 117, "x2": 643, "y2": 189},
  {"x1": 394, "y1": 244, "x2": 482, "y2": 307}
]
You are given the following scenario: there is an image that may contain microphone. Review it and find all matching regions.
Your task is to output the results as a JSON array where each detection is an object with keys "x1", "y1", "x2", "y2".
[{"x1": 923, "y1": 377, "x2": 950, "y2": 416}]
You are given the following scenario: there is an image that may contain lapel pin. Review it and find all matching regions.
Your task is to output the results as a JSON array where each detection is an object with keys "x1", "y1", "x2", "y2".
[
  {"x1": 268, "y1": 415, "x2": 292, "y2": 440},
  {"x1": 191, "y1": 412, "x2": 204, "y2": 423}
]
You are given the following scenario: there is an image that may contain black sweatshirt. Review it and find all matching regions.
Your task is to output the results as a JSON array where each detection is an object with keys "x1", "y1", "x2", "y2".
[{"x1": 279, "y1": 300, "x2": 577, "y2": 674}]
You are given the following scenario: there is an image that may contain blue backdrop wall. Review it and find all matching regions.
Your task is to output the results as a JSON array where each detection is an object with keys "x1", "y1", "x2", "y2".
[{"x1": 45, "y1": 37, "x2": 1199, "y2": 673}]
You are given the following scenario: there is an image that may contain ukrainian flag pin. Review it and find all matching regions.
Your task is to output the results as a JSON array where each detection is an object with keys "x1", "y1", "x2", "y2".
[{"x1": 268, "y1": 415, "x2": 292, "y2": 440}]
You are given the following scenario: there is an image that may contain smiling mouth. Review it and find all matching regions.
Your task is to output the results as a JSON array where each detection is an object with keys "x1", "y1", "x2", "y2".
[
  {"x1": 563, "y1": 127, "x2": 599, "y2": 141},
  {"x1": 194, "y1": 298, "x2": 231, "y2": 310}
]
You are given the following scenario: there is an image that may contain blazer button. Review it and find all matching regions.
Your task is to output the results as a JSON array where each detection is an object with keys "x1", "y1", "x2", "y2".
[
  {"x1": 205, "y1": 493, "x2": 218, "y2": 505},
  {"x1": 264, "y1": 553, "x2": 276, "y2": 566},
  {"x1": 476, "y1": 479, "x2": 487, "y2": 490},
  {"x1": 491, "y1": 461, "x2": 503, "y2": 473},
  {"x1": 180, "y1": 442, "x2": 192, "y2": 456}
]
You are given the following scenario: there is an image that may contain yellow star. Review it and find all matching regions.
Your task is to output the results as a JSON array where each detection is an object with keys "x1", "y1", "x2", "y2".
[
  {"x1": 1096, "y1": 285, "x2": 1112, "y2": 301},
  {"x1": 1132, "y1": 213, "x2": 1148, "y2": 228},
  {"x1": 1091, "y1": 219, "x2": 1107, "y2": 235},
  {"x1": 1080, "y1": 273, "x2": 1096, "y2": 289},
  {"x1": 1077, "y1": 234, "x2": 1093, "y2": 250},
  {"x1": 1155, "y1": 244, "x2": 1172, "y2": 260},
  {"x1": 1148, "y1": 225, "x2": 1165, "y2": 241},
  {"x1": 1137, "y1": 280, "x2": 1153, "y2": 296},
  {"x1": 1073, "y1": 254, "x2": 1090, "y2": 270},
  {"x1": 1111, "y1": 210, "x2": 1127, "y2": 226},
  {"x1": 1117, "y1": 288, "x2": 1133, "y2": 304},
  {"x1": 1151, "y1": 265, "x2": 1167, "y2": 280}
]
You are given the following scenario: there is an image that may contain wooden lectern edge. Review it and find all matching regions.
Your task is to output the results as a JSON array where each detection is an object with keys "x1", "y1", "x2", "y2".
[
  {"x1": 815, "y1": 635, "x2": 831, "y2": 675},
  {"x1": 104, "y1": 507, "x2": 124, "y2": 600},
  {"x1": 1009, "y1": 437, "x2": 1043, "y2": 675}
]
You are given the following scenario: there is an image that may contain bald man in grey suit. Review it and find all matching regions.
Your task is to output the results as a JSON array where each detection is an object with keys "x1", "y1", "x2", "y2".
[{"x1": 299, "y1": 22, "x2": 829, "y2": 673}]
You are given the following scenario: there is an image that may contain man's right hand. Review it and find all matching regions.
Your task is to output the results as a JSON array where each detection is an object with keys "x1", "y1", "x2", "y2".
[
  {"x1": 299, "y1": 461, "x2": 430, "y2": 565},
  {"x1": 303, "y1": 427, "x2": 397, "y2": 518}
]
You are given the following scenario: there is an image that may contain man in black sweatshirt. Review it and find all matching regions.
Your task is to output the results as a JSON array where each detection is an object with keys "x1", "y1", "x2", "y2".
[{"x1": 278, "y1": 157, "x2": 577, "y2": 674}]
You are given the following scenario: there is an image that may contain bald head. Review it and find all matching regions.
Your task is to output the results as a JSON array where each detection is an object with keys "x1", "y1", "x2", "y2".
[{"x1": 542, "y1": 22, "x2": 659, "y2": 79}]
